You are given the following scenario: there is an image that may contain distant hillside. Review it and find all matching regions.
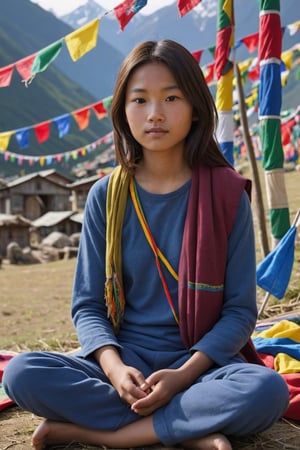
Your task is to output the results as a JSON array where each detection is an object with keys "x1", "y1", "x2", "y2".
[{"x1": 0, "y1": 0, "x2": 116, "y2": 179}]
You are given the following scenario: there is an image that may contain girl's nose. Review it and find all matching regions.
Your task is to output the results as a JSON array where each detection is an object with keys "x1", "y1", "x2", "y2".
[{"x1": 147, "y1": 102, "x2": 164, "y2": 122}]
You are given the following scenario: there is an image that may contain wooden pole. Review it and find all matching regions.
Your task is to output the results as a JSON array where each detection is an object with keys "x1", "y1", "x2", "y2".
[{"x1": 234, "y1": 62, "x2": 270, "y2": 258}]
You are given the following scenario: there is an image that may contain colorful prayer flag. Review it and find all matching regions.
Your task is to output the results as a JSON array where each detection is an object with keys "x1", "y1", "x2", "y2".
[
  {"x1": 34, "y1": 121, "x2": 51, "y2": 143},
  {"x1": 191, "y1": 50, "x2": 203, "y2": 64},
  {"x1": 31, "y1": 40, "x2": 63, "y2": 75},
  {"x1": 177, "y1": 0, "x2": 201, "y2": 17},
  {"x1": 242, "y1": 33, "x2": 259, "y2": 53},
  {"x1": 15, "y1": 128, "x2": 30, "y2": 149},
  {"x1": 0, "y1": 64, "x2": 14, "y2": 87},
  {"x1": 114, "y1": 0, "x2": 147, "y2": 31},
  {"x1": 257, "y1": 225, "x2": 297, "y2": 299},
  {"x1": 53, "y1": 114, "x2": 71, "y2": 138},
  {"x1": 65, "y1": 19, "x2": 100, "y2": 61},
  {"x1": 92, "y1": 101, "x2": 108, "y2": 120},
  {"x1": 15, "y1": 54, "x2": 36, "y2": 82},
  {"x1": 0, "y1": 131, "x2": 14, "y2": 151},
  {"x1": 72, "y1": 107, "x2": 90, "y2": 130}
]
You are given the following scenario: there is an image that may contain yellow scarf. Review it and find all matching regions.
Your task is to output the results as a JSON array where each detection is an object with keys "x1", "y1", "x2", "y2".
[{"x1": 105, "y1": 165, "x2": 130, "y2": 332}]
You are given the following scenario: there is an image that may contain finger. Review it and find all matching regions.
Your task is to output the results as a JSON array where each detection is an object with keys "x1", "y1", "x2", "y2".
[
  {"x1": 127, "y1": 382, "x2": 148, "y2": 400},
  {"x1": 131, "y1": 371, "x2": 148, "y2": 389},
  {"x1": 139, "y1": 381, "x2": 152, "y2": 394}
]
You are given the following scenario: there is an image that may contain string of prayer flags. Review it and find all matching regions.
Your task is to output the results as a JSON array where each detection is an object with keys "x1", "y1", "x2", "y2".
[
  {"x1": 0, "y1": 131, "x2": 114, "y2": 168},
  {"x1": 65, "y1": 19, "x2": 100, "y2": 61},
  {"x1": 114, "y1": 0, "x2": 147, "y2": 31},
  {"x1": 0, "y1": 11, "x2": 299, "y2": 89},
  {"x1": 0, "y1": 99, "x2": 109, "y2": 151},
  {"x1": 0, "y1": 20, "x2": 99, "y2": 87},
  {"x1": 177, "y1": 0, "x2": 201, "y2": 17}
]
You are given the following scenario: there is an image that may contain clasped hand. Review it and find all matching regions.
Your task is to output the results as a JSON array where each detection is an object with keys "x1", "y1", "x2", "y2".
[{"x1": 112, "y1": 365, "x2": 185, "y2": 416}]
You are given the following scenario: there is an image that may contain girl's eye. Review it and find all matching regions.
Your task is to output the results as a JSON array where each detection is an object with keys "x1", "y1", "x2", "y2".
[
  {"x1": 133, "y1": 98, "x2": 145, "y2": 104},
  {"x1": 166, "y1": 95, "x2": 179, "y2": 102}
]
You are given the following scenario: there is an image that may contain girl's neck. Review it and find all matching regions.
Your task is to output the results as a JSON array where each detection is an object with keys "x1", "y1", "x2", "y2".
[{"x1": 134, "y1": 153, "x2": 192, "y2": 194}]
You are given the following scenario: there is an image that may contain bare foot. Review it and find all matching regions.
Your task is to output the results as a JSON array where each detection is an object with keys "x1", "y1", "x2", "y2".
[
  {"x1": 183, "y1": 433, "x2": 232, "y2": 450},
  {"x1": 31, "y1": 421, "x2": 52, "y2": 450},
  {"x1": 31, "y1": 420, "x2": 78, "y2": 450}
]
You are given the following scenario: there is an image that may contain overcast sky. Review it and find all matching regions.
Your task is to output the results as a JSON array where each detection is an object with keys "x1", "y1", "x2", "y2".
[{"x1": 31, "y1": 0, "x2": 175, "y2": 16}]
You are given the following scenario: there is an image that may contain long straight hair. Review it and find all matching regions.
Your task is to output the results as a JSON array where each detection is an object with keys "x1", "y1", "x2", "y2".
[{"x1": 111, "y1": 39, "x2": 231, "y2": 173}]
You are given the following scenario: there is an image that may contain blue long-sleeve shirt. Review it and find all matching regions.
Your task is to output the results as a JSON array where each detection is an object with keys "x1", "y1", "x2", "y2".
[{"x1": 71, "y1": 173, "x2": 258, "y2": 368}]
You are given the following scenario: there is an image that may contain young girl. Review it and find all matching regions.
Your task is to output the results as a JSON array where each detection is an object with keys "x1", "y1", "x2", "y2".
[{"x1": 3, "y1": 40, "x2": 289, "y2": 450}]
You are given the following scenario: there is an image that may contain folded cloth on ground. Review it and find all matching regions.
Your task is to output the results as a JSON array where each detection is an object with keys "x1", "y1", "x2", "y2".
[
  {"x1": 254, "y1": 317, "x2": 300, "y2": 420},
  {"x1": 0, "y1": 353, "x2": 16, "y2": 411}
]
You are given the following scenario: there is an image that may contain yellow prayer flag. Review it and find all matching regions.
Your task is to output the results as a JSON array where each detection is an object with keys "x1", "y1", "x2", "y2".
[
  {"x1": 238, "y1": 58, "x2": 252, "y2": 74},
  {"x1": 0, "y1": 131, "x2": 14, "y2": 151},
  {"x1": 281, "y1": 50, "x2": 293, "y2": 71},
  {"x1": 65, "y1": 19, "x2": 100, "y2": 62}
]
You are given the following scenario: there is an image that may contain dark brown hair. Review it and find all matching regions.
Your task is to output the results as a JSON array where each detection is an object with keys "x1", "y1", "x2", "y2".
[{"x1": 111, "y1": 39, "x2": 231, "y2": 173}]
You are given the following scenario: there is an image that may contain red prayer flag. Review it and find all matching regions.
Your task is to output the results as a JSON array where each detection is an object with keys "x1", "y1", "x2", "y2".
[
  {"x1": 34, "y1": 121, "x2": 51, "y2": 143},
  {"x1": 177, "y1": 0, "x2": 201, "y2": 17},
  {"x1": 248, "y1": 62, "x2": 260, "y2": 81},
  {"x1": 242, "y1": 33, "x2": 259, "y2": 53},
  {"x1": 92, "y1": 101, "x2": 108, "y2": 120},
  {"x1": 204, "y1": 62, "x2": 215, "y2": 84},
  {"x1": 73, "y1": 107, "x2": 90, "y2": 130},
  {"x1": 0, "y1": 64, "x2": 14, "y2": 87},
  {"x1": 114, "y1": 0, "x2": 147, "y2": 31},
  {"x1": 15, "y1": 54, "x2": 36, "y2": 81},
  {"x1": 191, "y1": 50, "x2": 203, "y2": 64}
]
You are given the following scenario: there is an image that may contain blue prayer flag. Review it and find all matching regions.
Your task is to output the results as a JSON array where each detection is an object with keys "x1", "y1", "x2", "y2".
[
  {"x1": 256, "y1": 225, "x2": 297, "y2": 299},
  {"x1": 15, "y1": 127, "x2": 30, "y2": 149},
  {"x1": 53, "y1": 114, "x2": 71, "y2": 138}
]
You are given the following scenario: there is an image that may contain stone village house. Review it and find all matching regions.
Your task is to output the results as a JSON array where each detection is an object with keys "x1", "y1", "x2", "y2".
[{"x1": 0, "y1": 170, "x2": 105, "y2": 257}]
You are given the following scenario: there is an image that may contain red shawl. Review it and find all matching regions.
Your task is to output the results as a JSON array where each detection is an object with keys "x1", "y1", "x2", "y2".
[{"x1": 178, "y1": 164, "x2": 263, "y2": 365}]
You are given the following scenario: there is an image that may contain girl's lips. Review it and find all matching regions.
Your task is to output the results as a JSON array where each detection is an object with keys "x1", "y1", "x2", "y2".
[{"x1": 145, "y1": 128, "x2": 168, "y2": 134}]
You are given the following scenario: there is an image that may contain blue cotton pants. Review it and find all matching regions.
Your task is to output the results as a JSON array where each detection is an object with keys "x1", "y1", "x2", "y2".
[{"x1": 3, "y1": 348, "x2": 289, "y2": 446}]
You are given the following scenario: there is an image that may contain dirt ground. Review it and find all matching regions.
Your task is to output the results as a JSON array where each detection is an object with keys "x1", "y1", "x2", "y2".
[{"x1": 1, "y1": 261, "x2": 300, "y2": 449}]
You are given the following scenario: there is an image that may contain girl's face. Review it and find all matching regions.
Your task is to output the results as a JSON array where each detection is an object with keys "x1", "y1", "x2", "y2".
[{"x1": 125, "y1": 62, "x2": 193, "y2": 157}]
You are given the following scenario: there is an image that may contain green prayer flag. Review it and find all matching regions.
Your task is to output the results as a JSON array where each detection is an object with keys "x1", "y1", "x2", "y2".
[{"x1": 31, "y1": 39, "x2": 63, "y2": 75}]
